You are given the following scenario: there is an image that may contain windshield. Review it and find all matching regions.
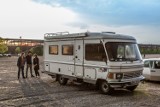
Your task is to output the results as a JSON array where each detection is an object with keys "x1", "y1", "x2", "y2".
[{"x1": 106, "y1": 42, "x2": 142, "y2": 61}]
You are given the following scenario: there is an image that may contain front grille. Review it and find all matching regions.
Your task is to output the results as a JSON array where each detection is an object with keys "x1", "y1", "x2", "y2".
[{"x1": 123, "y1": 71, "x2": 142, "y2": 79}]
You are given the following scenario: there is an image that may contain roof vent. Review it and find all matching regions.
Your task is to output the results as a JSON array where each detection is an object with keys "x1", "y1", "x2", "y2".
[{"x1": 102, "y1": 31, "x2": 116, "y2": 34}]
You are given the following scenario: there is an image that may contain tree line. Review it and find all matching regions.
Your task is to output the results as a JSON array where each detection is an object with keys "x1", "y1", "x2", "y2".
[
  {"x1": 139, "y1": 47, "x2": 160, "y2": 54},
  {"x1": 15, "y1": 46, "x2": 43, "y2": 56},
  {"x1": 0, "y1": 37, "x2": 43, "y2": 56},
  {"x1": 0, "y1": 37, "x2": 8, "y2": 54},
  {"x1": 1, "y1": 37, "x2": 160, "y2": 55}
]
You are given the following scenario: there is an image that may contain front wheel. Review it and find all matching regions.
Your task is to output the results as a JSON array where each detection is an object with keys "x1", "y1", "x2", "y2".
[
  {"x1": 126, "y1": 85, "x2": 138, "y2": 91},
  {"x1": 58, "y1": 75, "x2": 68, "y2": 85},
  {"x1": 99, "y1": 81, "x2": 113, "y2": 94}
]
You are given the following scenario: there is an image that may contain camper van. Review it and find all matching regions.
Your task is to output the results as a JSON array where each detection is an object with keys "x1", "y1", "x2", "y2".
[{"x1": 43, "y1": 32, "x2": 144, "y2": 94}]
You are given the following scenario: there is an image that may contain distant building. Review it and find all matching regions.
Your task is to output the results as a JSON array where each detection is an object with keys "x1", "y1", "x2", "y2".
[
  {"x1": 2, "y1": 37, "x2": 160, "y2": 54},
  {"x1": 2, "y1": 38, "x2": 44, "y2": 54},
  {"x1": 3, "y1": 38, "x2": 43, "y2": 46}
]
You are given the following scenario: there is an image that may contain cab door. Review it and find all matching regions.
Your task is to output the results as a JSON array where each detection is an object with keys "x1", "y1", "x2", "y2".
[
  {"x1": 143, "y1": 60, "x2": 152, "y2": 79},
  {"x1": 150, "y1": 60, "x2": 160, "y2": 80},
  {"x1": 83, "y1": 40, "x2": 107, "y2": 80}
]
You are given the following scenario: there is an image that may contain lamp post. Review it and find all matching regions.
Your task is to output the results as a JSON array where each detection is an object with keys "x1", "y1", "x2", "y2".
[{"x1": 20, "y1": 36, "x2": 22, "y2": 52}]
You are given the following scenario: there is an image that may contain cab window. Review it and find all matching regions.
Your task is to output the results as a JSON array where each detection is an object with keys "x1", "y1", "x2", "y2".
[
  {"x1": 144, "y1": 61, "x2": 149, "y2": 67},
  {"x1": 150, "y1": 61, "x2": 154, "y2": 68}
]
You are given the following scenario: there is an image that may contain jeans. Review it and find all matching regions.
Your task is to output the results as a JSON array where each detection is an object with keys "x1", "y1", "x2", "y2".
[
  {"x1": 18, "y1": 66, "x2": 25, "y2": 79},
  {"x1": 26, "y1": 64, "x2": 34, "y2": 77},
  {"x1": 35, "y1": 69, "x2": 40, "y2": 76}
]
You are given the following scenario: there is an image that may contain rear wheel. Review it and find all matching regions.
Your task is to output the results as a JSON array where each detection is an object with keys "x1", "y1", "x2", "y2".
[
  {"x1": 58, "y1": 75, "x2": 68, "y2": 85},
  {"x1": 126, "y1": 85, "x2": 138, "y2": 91},
  {"x1": 99, "y1": 81, "x2": 113, "y2": 94}
]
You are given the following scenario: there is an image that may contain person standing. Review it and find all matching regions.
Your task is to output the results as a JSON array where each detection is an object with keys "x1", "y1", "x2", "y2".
[
  {"x1": 26, "y1": 51, "x2": 34, "y2": 78},
  {"x1": 17, "y1": 52, "x2": 25, "y2": 79},
  {"x1": 33, "y1": 54, "x2": 40, "y2": 77}
]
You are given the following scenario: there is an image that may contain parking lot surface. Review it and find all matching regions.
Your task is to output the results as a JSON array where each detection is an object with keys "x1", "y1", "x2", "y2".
[{"x1": 0, "y1": 56, "x2": 160, "y2": 107}]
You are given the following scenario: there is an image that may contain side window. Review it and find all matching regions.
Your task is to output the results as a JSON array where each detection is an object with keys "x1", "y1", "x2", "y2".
[
  {"x1": 154, "y1": 61, "x2": 160, "y2": 69},
  {"x1": 62, "y1": 45, "x2": 74, "y2": 55},
  {"x1": 144, "y1": 61, "x2": 149, "y2": 67},
  {"x1": 49, "y1": 45, "x2": 58, "y2": 55},
  {"x1": 85, "y1": 44, "x2": 107, "y2": 61}
]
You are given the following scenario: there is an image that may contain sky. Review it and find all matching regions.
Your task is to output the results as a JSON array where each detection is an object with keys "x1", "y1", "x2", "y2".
[{"x1": 0, "y1": 0, "x2": 160, "y2": 44}]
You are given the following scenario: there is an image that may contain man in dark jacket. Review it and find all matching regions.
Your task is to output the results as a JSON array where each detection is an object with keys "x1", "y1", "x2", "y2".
[
  {"x1": 25, "y1": 51, "x2": 34, "y2": 78},
  {"x1": 33, "y1": 54, "x2": 40, "y2": 77},
  {"x1": 17, "y1": 52, "x2": 25, "y2": 79}
]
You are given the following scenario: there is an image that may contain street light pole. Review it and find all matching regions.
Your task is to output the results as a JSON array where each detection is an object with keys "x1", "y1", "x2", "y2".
[{"x1": 20, "y1": 36, "x2": 22, "y2": 52}]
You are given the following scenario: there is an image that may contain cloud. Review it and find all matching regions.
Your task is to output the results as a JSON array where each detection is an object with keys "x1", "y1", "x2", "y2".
[
  {"x1": 81, "y1": 24, "x2": 160, "y2": 44},
  {"x1": 66, "y1": 22, "x2": 89, "y2": 29},
  {"x1": 33, "y1": 0, "x2": 160, "y2": 26},
  {"x1": 32, "y1": 0, "x2": 160, "y2": 44},
  {"x1": 0, "y1": 0, "x2": 79, "y2": 39},
  {"x1": 1, "y1": 0, "x2": 160, "y2": 44}
]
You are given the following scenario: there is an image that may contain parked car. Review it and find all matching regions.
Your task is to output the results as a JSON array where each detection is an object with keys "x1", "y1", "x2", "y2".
[
  {"x1": 0, "y1": 54, "x2": 3, "y2": 57},
  {"x1": 143, "y1": 58, "x2": 160, "y2": 81},
  {"x1": 3, "y1": 53, "x2": 11, "y2": 57}
]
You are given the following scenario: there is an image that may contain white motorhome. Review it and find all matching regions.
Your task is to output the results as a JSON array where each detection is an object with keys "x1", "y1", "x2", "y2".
[{"x1": 43, "y1": 32, "x2": 144, "y2": 94}]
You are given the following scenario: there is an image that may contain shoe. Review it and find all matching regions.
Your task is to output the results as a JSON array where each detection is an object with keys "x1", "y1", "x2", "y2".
[
  {"x1": 23, "y1": 77, "x2": 26, "y2": 79},
  {"x1": 31, "y1": 75, "x2": 34, "y2": 77}
]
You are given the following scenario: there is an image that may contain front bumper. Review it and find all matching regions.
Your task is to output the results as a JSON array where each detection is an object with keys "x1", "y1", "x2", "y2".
[{"x1": 107, "y1": 75, "x2": 145, "y2": 88}]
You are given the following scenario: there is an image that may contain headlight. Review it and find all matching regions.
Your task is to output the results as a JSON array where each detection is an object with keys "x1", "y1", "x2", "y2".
[
  {"x1": 116, "y1": 73, "x2": 123, "y2": 79},
  {"x1": 107, "y1": 72, "x2": 114, "y2": 79}
]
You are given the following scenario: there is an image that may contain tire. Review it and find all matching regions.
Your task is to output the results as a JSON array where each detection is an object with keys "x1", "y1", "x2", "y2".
[
  {"x1": 58, "y1": 75, "x2": 68, "y2": 85},
  {"x1": 55, "y1": 75, "x2": 58, "y2": 81},
  {"x1": 126, "y1": 85, "x2": 137, "y2": 91},
  {"x1": 95, "y1": 84, "x2": 99, "y2": 90},
  {"x1": 99, "y1": 81, "x2": 113, "y2": 94}
]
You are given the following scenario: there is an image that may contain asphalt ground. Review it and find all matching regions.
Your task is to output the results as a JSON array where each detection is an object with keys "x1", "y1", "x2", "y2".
[{"x1": 0, "y1": 56, "x2": 160, "y2": 107}]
